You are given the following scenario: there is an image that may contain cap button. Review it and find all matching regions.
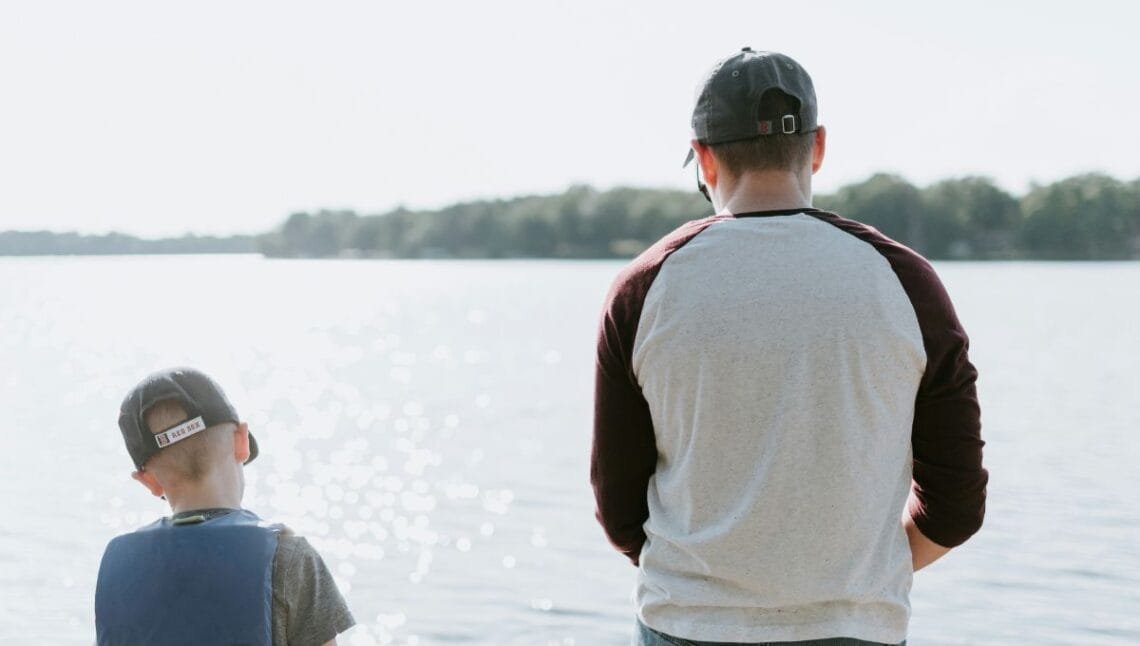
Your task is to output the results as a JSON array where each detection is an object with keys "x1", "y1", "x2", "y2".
[{"x1": 741, "y1": 47, "x2": 753, "y2": 52}]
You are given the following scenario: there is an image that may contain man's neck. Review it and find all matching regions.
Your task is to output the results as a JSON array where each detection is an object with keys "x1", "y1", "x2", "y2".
[{"x1": 715, "y1": 169, "x2": 812, "y2": 214}]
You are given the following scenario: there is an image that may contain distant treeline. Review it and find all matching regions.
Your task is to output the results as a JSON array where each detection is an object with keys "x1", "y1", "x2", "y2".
[
  {"x1": 3, "y1": 173, "x2": 1138, "y2": 259},
  {"x1": 261, "y1": 173, "x2": 1140, "y2": 261},
  {"x1": 0, "y1": 231, "x2": 256, "y2": 256}
]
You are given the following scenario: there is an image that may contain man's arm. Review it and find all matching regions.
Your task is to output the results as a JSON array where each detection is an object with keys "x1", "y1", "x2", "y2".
[
  {"x1": 903, "y1": 259, "x2": 988, "y2": 555},
  {"x1": 597, "y1": 305, "x2": 661, "y2": 562},
  {"x1": 591, "y1": 350, "x2": 657, "y2": 565},
  {"x1": 590, "y1": 269, "x2": 659, "y2": 565},
  {"x1": 904, "y1": 509, "x2": 951, "y2": 571}
]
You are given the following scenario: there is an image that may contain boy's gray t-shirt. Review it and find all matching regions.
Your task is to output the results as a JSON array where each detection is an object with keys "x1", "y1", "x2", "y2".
[{"x1": 271, "y1": 531, "x2": 355, "y2": 646}]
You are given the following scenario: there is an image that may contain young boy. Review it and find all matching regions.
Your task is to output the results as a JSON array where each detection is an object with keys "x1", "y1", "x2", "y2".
[{"x1": 96, "y1": 367, "x2": 355, "y2": 646}]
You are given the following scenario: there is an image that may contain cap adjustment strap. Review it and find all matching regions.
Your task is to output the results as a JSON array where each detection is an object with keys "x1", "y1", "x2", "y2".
[
  {"x1": 758, "y1": 114, "x2": 799, "y2": 135},
  {"x1": 153, "y1": 416, "x2": 207, "y2": 448}
]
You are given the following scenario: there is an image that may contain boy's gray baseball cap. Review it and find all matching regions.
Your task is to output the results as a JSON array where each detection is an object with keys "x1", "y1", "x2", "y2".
[
  {"x1": 118, "y1": 367, "x2": 259, "y2": 470},
  {"x1": 683, "y1": 48, "x2": 818, "y2": 167}
]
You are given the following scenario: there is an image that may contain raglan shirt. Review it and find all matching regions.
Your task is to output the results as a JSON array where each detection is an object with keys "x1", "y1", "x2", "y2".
[{"x1": 591, "y1": 209, "x2": 987, "y2": 644}]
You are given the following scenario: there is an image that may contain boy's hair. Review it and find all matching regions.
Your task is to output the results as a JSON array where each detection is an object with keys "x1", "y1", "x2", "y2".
[
  {"x1": 708, "y1": 89, "x2": 815, "y2": 175},
  {"x1": 143, "y1": 399, "x2": 235, "y2": 482}
]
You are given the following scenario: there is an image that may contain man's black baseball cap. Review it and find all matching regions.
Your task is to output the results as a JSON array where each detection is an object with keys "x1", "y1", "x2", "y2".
[
  {"x1": 683, "y1": 47, "x2": 819, "y2": 167},
  {"x1": 118, "y1": 367, "x2": 259, "y2": 470}
]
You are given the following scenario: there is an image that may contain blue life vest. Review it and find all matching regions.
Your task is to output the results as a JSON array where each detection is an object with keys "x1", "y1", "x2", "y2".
[{"x1": 95, "y1": 509, "x2": 279, "y2": 646}]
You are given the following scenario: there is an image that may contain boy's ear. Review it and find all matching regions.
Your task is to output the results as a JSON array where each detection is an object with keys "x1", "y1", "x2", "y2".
[
  {"x1": 131, "y1": 469, "x2": 165, "y2": 499},
  {"x1": 233, "y1": 422, "x2": 251, "y2": 464}
]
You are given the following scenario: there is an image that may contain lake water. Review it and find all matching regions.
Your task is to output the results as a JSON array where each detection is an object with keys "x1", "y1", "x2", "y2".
[{"x1": 0, "y1": 256, "x2": 1137, "y2": 645}]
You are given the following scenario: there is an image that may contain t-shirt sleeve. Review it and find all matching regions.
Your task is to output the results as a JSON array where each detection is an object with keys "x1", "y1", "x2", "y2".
[
  {"x1": 591, "y1": 267, "x2": 659, "y2": 565},
  {"x1": 272, "y1": 533, "x2": 355, "y2": 646},
  {"x1": 899, "y1": 258, "x2": 988, "y2": 547}
]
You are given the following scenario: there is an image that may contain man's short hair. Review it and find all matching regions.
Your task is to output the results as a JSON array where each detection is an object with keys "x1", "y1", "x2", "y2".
[
  {"x1": 144, "y1": 399, "x2": 234, "y2": 481},
  {"x1": 708, "y1": 89, "x2": 815, "y2": 176}
]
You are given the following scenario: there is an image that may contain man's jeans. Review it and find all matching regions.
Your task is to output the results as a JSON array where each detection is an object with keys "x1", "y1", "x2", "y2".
[{"x1": 634, "y1": 620, "x2": 906, "y2": 646}]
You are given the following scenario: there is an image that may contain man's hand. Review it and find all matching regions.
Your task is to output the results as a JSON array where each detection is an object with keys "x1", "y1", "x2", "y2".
[{"x1": 904, "y1": 515, "x2": 951, "y2": 571}]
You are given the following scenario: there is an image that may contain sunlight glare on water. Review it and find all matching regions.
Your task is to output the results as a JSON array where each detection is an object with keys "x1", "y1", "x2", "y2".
[{"x1": 0, "y1": 256, "x2": 1137, "y2": 644}]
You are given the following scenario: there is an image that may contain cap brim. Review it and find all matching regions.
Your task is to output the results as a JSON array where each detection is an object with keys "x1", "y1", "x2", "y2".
[
  {"x1": 682, "y1": 148, "x2": 695, "y2": 168},
  {"x1": 246, "y1": 432, "x2": 259, "y2": 465}
]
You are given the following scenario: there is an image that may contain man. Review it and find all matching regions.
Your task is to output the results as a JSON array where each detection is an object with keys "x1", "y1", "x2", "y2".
[
  {"x1": 96, "y1": 367, "x2": 355, "y2": 646},
  {"x1": 591, "y1": 48, "x2": 987, "y2": 645}
]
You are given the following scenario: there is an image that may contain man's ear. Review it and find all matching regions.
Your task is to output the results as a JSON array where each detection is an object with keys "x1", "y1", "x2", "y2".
[
  {"x1": 233, "y1": 422, "x2": 251, "y2": 464},
  {"x1": 131, "y1": 469, "x2": 165, "y2": 499},
  {"x1": 693, "y1": 140, "x2": 720, "y2": 189},
  {"x1": 811, "y1": 125, "x2": 827, "y2": 174}
]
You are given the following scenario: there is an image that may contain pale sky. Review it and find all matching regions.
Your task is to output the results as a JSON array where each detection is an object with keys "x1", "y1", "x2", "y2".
[{"x1": 1, "y1": 0, "x2": 1137, "y2": 237}]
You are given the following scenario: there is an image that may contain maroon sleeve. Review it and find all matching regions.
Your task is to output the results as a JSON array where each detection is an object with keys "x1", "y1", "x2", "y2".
[
  {"x1": 591, "y1": 216, "x2": 724, "y2": 564},
  {"x1": 808, "y1": 211, "x2": 988, "y2": 548}
]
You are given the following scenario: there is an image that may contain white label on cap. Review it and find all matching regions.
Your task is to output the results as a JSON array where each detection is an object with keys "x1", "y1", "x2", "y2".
[{"x1": 154, "y1": 416, "x2": 207, "y2": 448}]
